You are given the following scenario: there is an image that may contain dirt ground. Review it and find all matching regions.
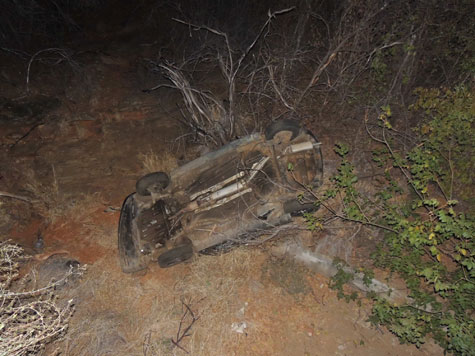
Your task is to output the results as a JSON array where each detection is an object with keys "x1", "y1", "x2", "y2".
[{"x1": 0, "y1": 37, "x2": 444, "y2": 356}]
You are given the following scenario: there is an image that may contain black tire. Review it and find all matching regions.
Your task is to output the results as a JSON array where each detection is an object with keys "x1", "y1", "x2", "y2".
[
  {"x1": 118, "y1": 194, "x2": 147, "y2": 273},
  {"x1": 157, "y1": 244, "x2": 194, "y2": 268},
  {"x1": 265, "y1": 119, "x2": 301, "y2": 141},
  {"x1": 136, "y1": 172, "x2": 170, "y2": 196},
  {"x1": 283, "y1": 199, "x2": 318, "y2": 216}
]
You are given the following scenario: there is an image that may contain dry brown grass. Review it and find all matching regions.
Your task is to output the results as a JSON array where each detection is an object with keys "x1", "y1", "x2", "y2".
[
  {"x1": 59, "y1": 260, "x2": 136, "y2": 355},
  {"x1": 142, "y1": 248, "x2": 260, "y2": 356},
  {"x1": 138, "y1": 149, "x2": 178, "y2": 174},
  {"x1": 24, "y1": 165, "x2": 63, "y2": 221},
  {"x1": 177, "y1": 250, "x2": 253, "y2": 354},
  {"x1": 61, "y1": 247, "x2": 266, "y2": 356},
  {"x1": 0, "y1": 200, "x2": 14, "y2": 232},
  {"x1": 23, "y1": 165, "x2": 105, "y2": 225}
]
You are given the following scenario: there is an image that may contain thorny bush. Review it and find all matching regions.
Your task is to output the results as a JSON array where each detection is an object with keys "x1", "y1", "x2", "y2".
[
  {"x1": 305, "y1": 86, "x2": 474, "y2": 355},
  {"x1": 0, "y1": 241, "x2": 82, "y2": 356}
]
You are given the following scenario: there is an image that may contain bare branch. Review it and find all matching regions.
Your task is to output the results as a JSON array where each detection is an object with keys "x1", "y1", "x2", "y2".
[
  {"x1": 170, "y1": 299, "x2": 200, "y2": 354},
  {"x1": 0, "y1": 191, "x2": 33, "y2": 203},
  {"x1": 172, "y1": 7, "x2": 295, "y2": 141},
  {"x1": 26, "y1": 48, "x2": 78, "y2": 93}
]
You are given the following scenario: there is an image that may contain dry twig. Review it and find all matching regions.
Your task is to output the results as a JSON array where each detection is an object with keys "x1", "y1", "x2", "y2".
[
  {"x1": 170, "y1": 299, "x2": 200, "y2": 354},
  {"x1": 0, "y1": 191, "x2": 32, "y2": 203},
  {"x1": 26, "y1": 48, "x2": 79, "y2": 93},
  {"x1": 148, "y1": 8, "x2": 295, "y2": 147}
]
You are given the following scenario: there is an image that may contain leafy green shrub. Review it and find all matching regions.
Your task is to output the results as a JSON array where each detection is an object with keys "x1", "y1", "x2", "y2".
[
  {"x1": 410, "y1": 86, "x2": 475, "y2": 202},
  {"x1": 329, "y1": 260, "x2": 359, "y2": 303},
  {"x1": 307, "y1": 86, "x2": 474, "y2": 355}
]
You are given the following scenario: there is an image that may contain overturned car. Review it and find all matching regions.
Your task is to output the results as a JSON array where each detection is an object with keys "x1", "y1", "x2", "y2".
[{"x1": 118, "y1": 119, "x2": 323, "y2": 273}]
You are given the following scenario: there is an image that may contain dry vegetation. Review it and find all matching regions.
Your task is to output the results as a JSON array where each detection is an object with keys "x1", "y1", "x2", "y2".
[
  {"x1": 20, "y1": 164, "x2": 108, "y2": 226},
  {"x1": 23, "y1": 166, "x2": 63, "y2": 223},
  {"x1": 144, "y1": 249, "x2": 256, "y2": 355},
  {"x1": 138, "y1": 150, "x2": 178, "y2": 175},
  {"x1": 60, "y1": 248, "x2": 262, "y2": 356},
  {"x1": 0, "y1": 241, "x2": 83, "y2": 356},
  {"x1": 0, "y1": 0, "x2": 472, "y2": 355}
]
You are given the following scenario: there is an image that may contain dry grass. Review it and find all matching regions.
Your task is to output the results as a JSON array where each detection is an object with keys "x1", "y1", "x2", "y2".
[
  {"x1": 0, "y1": 200, "x2": 14, "y2": 232},
  {"x1": 138, "y1": 150, "x2": 178, "y2": 174},
  {"x1": 61, "y1": 247, "x2": 264, "y2": 356},
  {"x1": 178, "y1": 249, "x2": 254, "y2": 354},
  {"x1": 142, "y1": 248, "x2": 258, "y2": 356},
  {"x1": 24, "y1": 165, "x2": 63, "y2": 221},
  {"x1": 23, "y1": 165, "x2": 105, "y2": 225},
  {"x1": 59, "y1": 262, "x2": 134, "y2": 356}
]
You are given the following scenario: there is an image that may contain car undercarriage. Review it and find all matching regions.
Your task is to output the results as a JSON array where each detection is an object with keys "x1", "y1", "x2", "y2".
[{"x1": 118, "y1": 119, "x2": 323, "y2": 273}]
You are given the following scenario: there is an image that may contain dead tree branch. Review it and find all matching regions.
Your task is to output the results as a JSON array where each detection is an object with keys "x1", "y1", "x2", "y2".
[
  {"x1": 169, "y1": 7, "x2": 295, "y2": 143},
  {"x1": 158, "y1": 61, "x2": 225, "y2": 146}
]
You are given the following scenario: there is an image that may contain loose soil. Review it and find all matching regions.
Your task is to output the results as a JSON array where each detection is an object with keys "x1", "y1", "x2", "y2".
[{"x1": 0, "y1": 36, "x2": 443, "y2": 356}]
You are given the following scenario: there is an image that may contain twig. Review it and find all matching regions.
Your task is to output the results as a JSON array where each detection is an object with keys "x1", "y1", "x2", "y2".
[
  {"x1": 289, "y1": 169, "x2": 398, "y2": 234},
  {"x1": 26, "y1": 48, "x2": 77, "y2": 93},
  {"x1": 0, "y1": 191, "x2": 33, "y2": 203},
  {"x1": 267, "y1": 65, "x2": 296, "y2": 111},
  {"x1": 170, "y1": 300, "x2": 200, "y2": 353},
  {"x1": 9, "y1": 121, "x2": 44, "y2": 150},
  {"x1": 0, "y1": 47, "x2": 29, "y2": 59},
  {"x1": 296, "y1": 51, "x2": 337, "y2": 105},
  {"x1": 172, "y1": 7, "x2": 295, "y2": 141}
]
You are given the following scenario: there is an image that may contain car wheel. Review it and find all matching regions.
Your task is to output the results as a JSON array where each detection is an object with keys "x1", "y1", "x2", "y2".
[
  {"x1": 157, "y1": 244, "x2": 194, "y2": 268},
  {"x1": 265, "y1": 119, "x2": 301, "y2": 141},
  {"x1": 283, "y1": 199, "x2": 317, "y2": 216},
  {"x1": 136, "y1": 172, "x2": 170, "y2": 196},
  {"x1": 118, "y1": 194, "x2": 147, "y2": 273}
]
